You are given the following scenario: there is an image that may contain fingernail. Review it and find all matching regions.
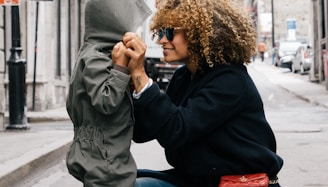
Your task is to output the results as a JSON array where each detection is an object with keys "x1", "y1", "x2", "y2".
[{"x1": 115, "y1": 43, "x2": 121, "y2": 48}]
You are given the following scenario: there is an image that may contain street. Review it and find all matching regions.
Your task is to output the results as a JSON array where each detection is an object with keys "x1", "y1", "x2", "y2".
[
  {"x1": 250, "y1": 60, "x2": 328, "y2": 187},
  {"x1": 12, "y1": 58, "x2": 328, "y2": 187}
]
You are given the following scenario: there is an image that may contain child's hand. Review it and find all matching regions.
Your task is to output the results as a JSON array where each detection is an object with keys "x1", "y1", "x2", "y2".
[
  {"x1": 112, "y1": 42, "x2": 129, "y2": 67},
  {"x1": 122, "y1": 32, "x2": 147, "y2": 75},
  {"x1": 123, "y1": 32, "x2": 149, "y2": 93}
]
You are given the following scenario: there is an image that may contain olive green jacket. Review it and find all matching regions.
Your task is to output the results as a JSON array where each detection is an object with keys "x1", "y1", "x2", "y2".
[{"x1": 66, "y1": 1, "x2": 151, "y2": 186}]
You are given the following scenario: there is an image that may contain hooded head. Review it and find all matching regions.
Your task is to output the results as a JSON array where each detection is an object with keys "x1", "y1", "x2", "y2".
[{"x1": 84, "y1": 0, "x2": 151, "y2": 48}]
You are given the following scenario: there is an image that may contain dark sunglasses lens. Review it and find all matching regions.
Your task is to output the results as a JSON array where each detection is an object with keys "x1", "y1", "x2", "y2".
[
  {"x1": 166, "y1": 28, "x2": 174, "y2": 41},
  {"x1": 158, "y1": 29, "x2": 164, "y2": 40},
  {"x1": 157, "y1": 28, "x2": 174, "y2": 41}
]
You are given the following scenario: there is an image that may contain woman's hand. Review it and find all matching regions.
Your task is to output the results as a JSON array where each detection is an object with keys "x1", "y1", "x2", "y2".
[
  {"x1": 112, "y1": 42, "x2": 129, "y2": 68},
  {"x1": 123, "y1": 32, "x2": 149, "y2": 93}
]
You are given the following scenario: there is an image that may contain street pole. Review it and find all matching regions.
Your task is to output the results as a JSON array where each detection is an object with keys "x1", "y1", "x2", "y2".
[
  {"x1": 271, "y1": 0, "x2": 275, "y2": 65},
  {"x1": 271, "y1": 0, "x2": 275, "y2": 48},
  {"x1": 32, "y1": 1, "x2": 39, "y2": 111},
  {"x1": 6, "y1": 5, "x2": 29, "y2": 130},
  {"x1": 309, "y1": 0, "x2": 319, "y2": 82}
]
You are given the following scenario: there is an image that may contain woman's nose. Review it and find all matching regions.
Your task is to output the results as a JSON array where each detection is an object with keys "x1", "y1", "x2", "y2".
[{"x1": 158, "y1": 35, "x2": 169, "y2": 44}]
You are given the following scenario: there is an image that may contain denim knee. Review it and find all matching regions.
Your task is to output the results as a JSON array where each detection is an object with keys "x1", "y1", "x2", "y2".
[{"x1": 134, "y1": 177, "x2": 178, "y2": 187}]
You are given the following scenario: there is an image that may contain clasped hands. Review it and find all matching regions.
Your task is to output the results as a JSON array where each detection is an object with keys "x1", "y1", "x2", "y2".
[{"x1": 112, "y1": 32, "x2": 150, "y2": 93}]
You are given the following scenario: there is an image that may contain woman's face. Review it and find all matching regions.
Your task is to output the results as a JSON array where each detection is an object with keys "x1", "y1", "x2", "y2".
[{"x1": 158, "y1": 28, "x2": 189, "y2": 63}]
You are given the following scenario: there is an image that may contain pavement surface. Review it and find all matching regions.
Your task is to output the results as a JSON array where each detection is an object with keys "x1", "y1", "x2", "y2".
[{"x1": 0, "y1": 60, "x2": 327, "y2": 187}]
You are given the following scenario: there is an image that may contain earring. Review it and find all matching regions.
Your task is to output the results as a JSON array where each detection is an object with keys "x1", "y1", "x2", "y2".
[{"x1": 207, "y1": 58, "x2": 214, "y2": 68}]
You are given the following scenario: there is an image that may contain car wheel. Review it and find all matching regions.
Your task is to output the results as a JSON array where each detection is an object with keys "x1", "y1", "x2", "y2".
[
  {"x1": 300, "y1": 64, "x2": 305, "y2": 74},
  {"x1": 288, "y1": 63, "x2": 293, "y2": 72},
  {"x1": 291, "y1": 63, "x2": 297, "y2": 73}
]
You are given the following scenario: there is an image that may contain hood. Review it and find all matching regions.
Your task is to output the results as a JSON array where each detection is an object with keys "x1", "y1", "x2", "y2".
[{"x1": 84, "y1": 0, "x2": 151, "y2": 48}]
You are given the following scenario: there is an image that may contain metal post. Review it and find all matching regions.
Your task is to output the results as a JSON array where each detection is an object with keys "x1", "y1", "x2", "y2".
[
  {"x1": 271, "y1": 0, "x2": 275, "y2": 48},
  {"x1": 309, "y1": 0, "x2": 320, "y2": 82},
  {"x1": 271, "y1": 0, "x2": 275, "y2": 65},
  {"x1": 68, "y1": 0, "x2": 72, "y2": 77},
  {"x1": 32, "y1": 2, "x2": 39, "y2": 111},
  {"x1": 56, "y1": 0, "x2": 61, "y2": 77},
  {"x1": 6, "y1": 6, "x2": 29, "y2": 130},
  {"x1": 324, "y1": 0, "x2": 328, "y2": 90}
]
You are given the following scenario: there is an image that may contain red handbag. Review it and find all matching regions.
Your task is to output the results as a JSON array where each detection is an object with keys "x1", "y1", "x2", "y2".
[{"x1": 218, "y1": 173, "x2": 269, "y2": 187}]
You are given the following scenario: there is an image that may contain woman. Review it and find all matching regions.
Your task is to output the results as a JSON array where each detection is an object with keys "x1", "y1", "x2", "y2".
[{"x1": 119, "y1": 0, "x2": 283, "y2": 186}]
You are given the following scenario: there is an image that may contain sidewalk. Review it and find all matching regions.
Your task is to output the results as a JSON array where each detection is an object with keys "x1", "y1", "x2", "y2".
[
  {"x1": 0, "y1": 60, "x2": 327, "y2": 186},
  {"x1": 249, "y1": 60, "x2": 328, "y2": 108},
  {"x1": 0, "y1": 109, "x2": 72, "y2": 187}
]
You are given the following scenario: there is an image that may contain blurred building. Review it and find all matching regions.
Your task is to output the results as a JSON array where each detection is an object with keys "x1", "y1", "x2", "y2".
[
  {"x1": 0, "y1": 0, "x2": 86, "y2": 130},
  {"x1": 246, "y1": 0, "x2": 311, "y2": 48},
  {"x1": 247, "y1": 0, "x2": 327, "y2": 84},
  {"x1": 310, "y1": 0, "x2": 328, "y2": 84}
]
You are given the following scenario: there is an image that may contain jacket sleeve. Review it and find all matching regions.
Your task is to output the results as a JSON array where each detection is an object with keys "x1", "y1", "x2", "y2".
[
  {"x1": 133, "y1": 71, "x2": 248, "y2": 148},
  {"x1": 82, "y1": 53, "x2": 130, "y2": 115}
]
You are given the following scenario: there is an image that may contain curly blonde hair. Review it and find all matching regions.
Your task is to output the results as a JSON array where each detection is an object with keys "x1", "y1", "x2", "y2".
[{"x1": 150, "y1": 0, "x2": 257, "y2": 72}]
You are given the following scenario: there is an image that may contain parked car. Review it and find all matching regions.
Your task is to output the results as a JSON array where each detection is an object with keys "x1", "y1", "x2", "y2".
[
  {"x1": 291, "y1": 45, "x2": 313, "y2": 74},
  {"x1": 274, "y1": 40, "x2": 302, "y2": 70}
]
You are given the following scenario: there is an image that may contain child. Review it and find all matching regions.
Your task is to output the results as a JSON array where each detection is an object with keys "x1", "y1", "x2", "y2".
[{"x1": 65, "y1": 0, "x2": 151, "y2": 186}]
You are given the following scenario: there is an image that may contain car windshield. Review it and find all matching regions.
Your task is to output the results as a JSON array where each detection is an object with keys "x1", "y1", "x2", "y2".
[{"x1": 279, "y1": 41, "x2": 302, "y2": 51}]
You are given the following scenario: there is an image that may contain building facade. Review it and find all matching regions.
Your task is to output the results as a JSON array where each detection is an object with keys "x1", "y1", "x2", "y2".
[
  {"x1": 0, "y1": 0, "x2": 85, "y2": 130},
  {"x1": 248, "y1": 0, "x2": 328, "y2": 84},
  {"x1": 249, "y1": 0, "x2": 312, "y2": 48},
  {"x1": 310, "y1": 0, "x2": 328, "y2": 85}
]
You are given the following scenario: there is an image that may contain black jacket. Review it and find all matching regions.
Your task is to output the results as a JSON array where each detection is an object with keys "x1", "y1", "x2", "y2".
[{"x1": 133, "y1": 64, "x2": 283, "y2": 186}]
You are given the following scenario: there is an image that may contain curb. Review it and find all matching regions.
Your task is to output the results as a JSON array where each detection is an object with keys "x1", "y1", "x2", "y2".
[
  {"x1": 278, "y1": 85, "x2": 328, "y2": 109},
  {"x1": 4, "y1": 110, "x2": 70, "y2": 124},
  {"x1": 0, "y1": 139, "x2": 72, "y2": 187},
  {"x1": 27, "y1": 116, "x2": 70, "y2": 123}
]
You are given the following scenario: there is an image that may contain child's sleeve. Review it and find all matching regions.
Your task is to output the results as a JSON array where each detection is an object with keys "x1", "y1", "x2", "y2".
[{"x1": 82, "y1": 54, "x2": 130, "y2": 115}]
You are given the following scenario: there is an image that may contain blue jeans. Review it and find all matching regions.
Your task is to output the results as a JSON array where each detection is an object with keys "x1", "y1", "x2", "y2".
[
  {"x1": 134, "y1": 177, "x2": 178, "y2": 187},
  {"x1": 134, "y1": 169, "x2": 181, "y2": 187}
]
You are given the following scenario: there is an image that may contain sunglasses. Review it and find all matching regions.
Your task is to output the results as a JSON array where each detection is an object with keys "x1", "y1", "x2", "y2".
[{"x1": 157, "y1": 27, "x2": 183, "y2": 41}]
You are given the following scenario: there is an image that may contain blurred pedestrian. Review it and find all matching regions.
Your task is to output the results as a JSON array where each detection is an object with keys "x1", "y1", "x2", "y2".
[
  {"x1": 116, "y1": 0, "x2": 283, "y2": 187},
  {"x1": 65, "y1": 0, "x2": 151, "y2": 187},
  {"x1": 258, "y1": 41, "x2": 267, "y2": 62}
]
